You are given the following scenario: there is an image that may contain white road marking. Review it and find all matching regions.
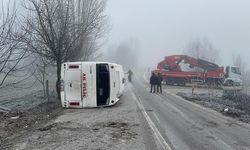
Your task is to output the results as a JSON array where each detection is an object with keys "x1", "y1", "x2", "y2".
[
  {"x1": 130, "y1": 85, "x2": 172, "y2": 150},
  {"x1": 143, "y1": 73, "x2": 149, "y2": 82},
  {"x1": 152, "y1": 112, "x2": 161, "y2": 124}
]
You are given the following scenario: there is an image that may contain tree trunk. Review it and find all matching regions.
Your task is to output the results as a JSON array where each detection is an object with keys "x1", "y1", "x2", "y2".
[
  {"x1": 43, "y1": 82, "x2": 46, "y2": 97},
  {"x1": 56, "y1": 60, "x2": 62, "y2": 100},
  {"x1": 42, "y1": 74, "x2": 46, "y2": 97}
]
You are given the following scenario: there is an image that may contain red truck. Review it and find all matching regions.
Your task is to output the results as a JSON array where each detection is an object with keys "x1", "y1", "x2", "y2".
[{"x1": 153, "y1": 55, "x2": 242, "y2": 86}]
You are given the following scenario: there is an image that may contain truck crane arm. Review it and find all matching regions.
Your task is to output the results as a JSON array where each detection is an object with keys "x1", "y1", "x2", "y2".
[{"x1": 157, "y1": 55, "x2": 219, "y2": 71}]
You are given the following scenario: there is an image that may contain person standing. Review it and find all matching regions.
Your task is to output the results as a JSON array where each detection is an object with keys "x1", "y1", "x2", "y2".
[
  {"x1": 157, "y1": 73, "x2": 163, "y2": 93},
  {"x1": 150, "y1": 72, "x2": 157, "y2": 93},
  {"x1": 127, "y1": 69, "x2": 133, "y2": 82}
]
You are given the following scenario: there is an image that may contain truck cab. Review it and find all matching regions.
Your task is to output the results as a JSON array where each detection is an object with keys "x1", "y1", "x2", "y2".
[{"x1": 224, "y1": 66, "x2": 242, "y2": 86}]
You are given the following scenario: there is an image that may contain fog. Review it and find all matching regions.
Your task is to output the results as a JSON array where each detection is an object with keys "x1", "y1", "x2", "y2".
[
  {"x1": 102, "y1": 0, "x2": 250, "y2": 70},
  {"x1": 102, "y1": 39, "x2": 140, "y2": 70},
  {"x1": 1, "y1": 0, "x2": 250, "y2": 70}
]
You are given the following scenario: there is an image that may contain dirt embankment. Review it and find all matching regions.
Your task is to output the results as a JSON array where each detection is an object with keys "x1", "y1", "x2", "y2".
[
  {"x1": 177, "y1": 92, "x2": 250, "y2": 123},
  {"x1": 0, "y1": 99, "x2": 62, "y2": 149}
]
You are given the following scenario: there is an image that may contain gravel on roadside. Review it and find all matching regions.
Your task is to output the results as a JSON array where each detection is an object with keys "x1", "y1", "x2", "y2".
[{"x1": 177, "y1": 92, "x2": 250, "y2": 123}]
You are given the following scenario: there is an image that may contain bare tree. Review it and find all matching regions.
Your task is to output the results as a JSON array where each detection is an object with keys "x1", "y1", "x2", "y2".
[
  {"x1": 0, "y1": 0, "x2": 30, "y2": 87},
  {"x1": 69, "y1": 0, "x2": 108, "y2": 61},
  {"x1": 21, "y1": 0, "x2": 108, "y2": 99},
  {"x1": 185, "y1": 39, "x2": 220, "y2": 63}
]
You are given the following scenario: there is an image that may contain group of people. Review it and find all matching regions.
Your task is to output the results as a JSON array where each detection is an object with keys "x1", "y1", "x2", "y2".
[
  {"x1": 150, "y1": 72, "x2": 163, "y2": 93},
  {"x1": 125, "y1": 69, "x2": 163, "y2": 94}
]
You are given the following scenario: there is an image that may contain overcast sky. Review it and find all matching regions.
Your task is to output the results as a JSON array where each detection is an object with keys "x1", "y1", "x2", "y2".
[
  {"x1": 2, "y1": 0, "x2": 249, "y2": 69},
  {"x1": 102, "y1": 0, "x2": 250, "y2": 68}
]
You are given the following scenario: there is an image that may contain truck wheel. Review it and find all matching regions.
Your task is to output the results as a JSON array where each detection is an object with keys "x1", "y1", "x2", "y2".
[
  {"x1": 181, "y1": 78, "x2": 186, "y2": 86},
  {"x1": 229, "y1": 80, "x2": 234, "y2": 86},
  {"x1": 225, "y1": 80, "x2": 234, "y2": 86}
]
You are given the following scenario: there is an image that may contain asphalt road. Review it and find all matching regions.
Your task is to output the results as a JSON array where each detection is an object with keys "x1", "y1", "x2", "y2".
[{"x1": 131, "y1": 74, "x2": 250, "y2": 150}]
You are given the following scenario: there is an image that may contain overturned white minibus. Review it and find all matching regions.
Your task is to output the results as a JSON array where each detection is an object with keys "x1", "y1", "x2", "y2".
[{"x1": 60, "y1": 62, "x2": 125, "y2": 108}]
